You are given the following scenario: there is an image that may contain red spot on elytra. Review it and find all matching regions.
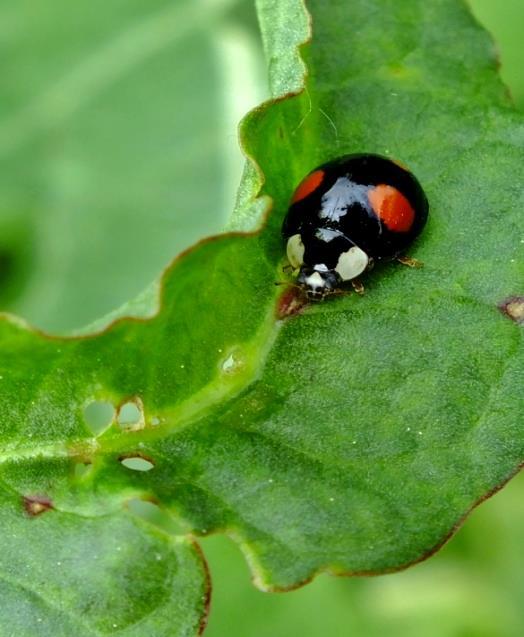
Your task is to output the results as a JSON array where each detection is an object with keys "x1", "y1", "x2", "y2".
[
  {"x1": 368, "y1": 184, "x2": 415, "y2": 232},
  {"x1": 23, "y1": 495, "x2": 54, "y2": 517},
  {"x1": 291, "y1": 170, "x2": 325, "y2": 204}
]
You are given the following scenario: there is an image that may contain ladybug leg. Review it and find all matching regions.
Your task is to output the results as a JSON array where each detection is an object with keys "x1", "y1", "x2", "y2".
[
  {"x1": 397, "y1": 255, "x2": 423, "y2": 268},
  {"x1": 330, "y1": 288, "x2": 351, "y2": 299},
  {"x1": 351, "y1": 278, "x2": 365, "y2": 295}
]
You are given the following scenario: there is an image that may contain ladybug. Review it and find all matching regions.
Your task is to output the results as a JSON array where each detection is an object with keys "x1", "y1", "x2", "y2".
[{"x1": 282, "y1": 153, "x2": 429, "y2": 300}]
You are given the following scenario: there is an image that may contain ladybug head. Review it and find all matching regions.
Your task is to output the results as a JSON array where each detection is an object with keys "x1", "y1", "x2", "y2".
[{"x1": 297, "y1": 266, "x2": 340, "y2": 301}]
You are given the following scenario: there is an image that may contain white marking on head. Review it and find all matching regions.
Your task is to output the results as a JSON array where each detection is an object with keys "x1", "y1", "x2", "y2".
[
  {"x1": 286, "y1": 234, "x2": 305, "y2": 269},
  {"x1": 335, "y1": 246, "x2": 369, "y2": 281},
  {"x1": 304, "y1": 271, "x2": 325, "y2": 291},
  {"x1": 314, "y1": 263, "x2": 329, "y2": 272}
]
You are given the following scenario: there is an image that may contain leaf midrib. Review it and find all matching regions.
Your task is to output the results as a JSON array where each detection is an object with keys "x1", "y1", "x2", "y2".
[{"x1": 0, "y1": 296, "x2": 282, "y2": 463}]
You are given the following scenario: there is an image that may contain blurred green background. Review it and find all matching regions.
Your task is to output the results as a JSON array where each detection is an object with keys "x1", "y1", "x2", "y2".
[{"x1": 0, "y1": 0, "x2": 522, "y2": 635}]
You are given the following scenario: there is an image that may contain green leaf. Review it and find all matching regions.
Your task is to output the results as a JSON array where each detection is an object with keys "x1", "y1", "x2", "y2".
[
  {"x1": 204, "y1": 473, "x2": 524, "y2": 637},
  {"x1": 0, "y1": 0, "x2": 523, "y2": 630},
  {"x1": 1, "y1": 490, "x2": 209, "y2": 635},
  {"x1": 254, "y1": 0, "x2": 309, "y2": 97}
]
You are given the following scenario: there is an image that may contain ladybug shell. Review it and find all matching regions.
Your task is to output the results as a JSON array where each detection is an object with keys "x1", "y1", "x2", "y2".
[{"x1": 283, "y1": 154, "x2": 428, "y2": 259}]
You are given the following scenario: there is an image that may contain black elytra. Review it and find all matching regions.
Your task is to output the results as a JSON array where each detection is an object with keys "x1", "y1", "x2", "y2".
[{"x1": 282, "y1": 153, "x2": 429, "y2": 299}]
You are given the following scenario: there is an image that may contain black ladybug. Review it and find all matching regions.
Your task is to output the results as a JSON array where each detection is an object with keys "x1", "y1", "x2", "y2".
[{"x1": 282, "y1": 154, "x2": 429, "y2": 300}]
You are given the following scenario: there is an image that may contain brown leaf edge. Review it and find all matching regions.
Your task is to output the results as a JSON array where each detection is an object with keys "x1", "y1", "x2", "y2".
[
  {"x1": 193, "y1": 540, "x2": 212, "y2": 636},
  {"x1": 231, "y1": 461, "x2": 523, "y2": 592}
]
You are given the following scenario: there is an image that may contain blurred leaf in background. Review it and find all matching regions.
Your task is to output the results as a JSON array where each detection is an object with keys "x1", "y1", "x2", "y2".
[
  {"x1": 0, "y1": 0, "x2": 523, "y2": 636},
  {"x1": 470, "y1": 0, "x2": 524, "y2": 106},
  {"x1": 0, "y1": 0, "x2": 264, "y2": 332}
]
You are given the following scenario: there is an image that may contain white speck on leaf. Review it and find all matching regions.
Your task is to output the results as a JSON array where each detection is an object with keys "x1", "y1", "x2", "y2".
[{"x1": 222, "y1": 354, "x2": 236, "y2": 372}]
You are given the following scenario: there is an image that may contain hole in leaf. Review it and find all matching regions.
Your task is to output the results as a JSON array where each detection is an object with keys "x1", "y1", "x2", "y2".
[
  {"x1": 83, "y1": 400, "x2": 114, "y2": 435},
  {"x1": 119, "y1": 456, "x2": 154, "y2": 472},
  {"x1": 117, "y1": 399, "x2": 144, "y2": 430}
]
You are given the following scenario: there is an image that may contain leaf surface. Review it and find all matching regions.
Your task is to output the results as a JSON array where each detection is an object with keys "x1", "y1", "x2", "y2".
[
  {"x1": 0, "y1": 489, "x2": 209, "y2": 635},
  {"x1": 0, "y1": 0, "x2": 522, "y2": 631}
]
